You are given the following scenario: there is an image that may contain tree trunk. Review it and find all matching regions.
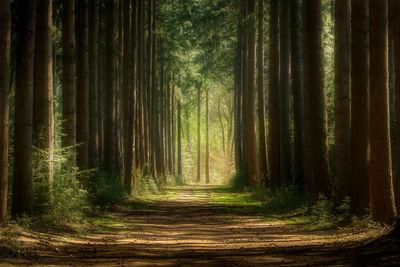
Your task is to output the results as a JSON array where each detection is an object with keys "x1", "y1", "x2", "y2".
[
  {"x1": 268, "y1": 0, "x2": 280, "y2": 189},
  {"x1": 304, "y1": 0, "x2": 329, "y2": 201},
  {"x1": 178, "y1": 101, "x2": 182, "y2": 178},
  {"x1": 370, "y1": 0, "x2": 397, "y2": 224},
  {"x1": 104, "y1": 0, "x2": 116, "y2": 175},
  {"x1": 350, "y1": 0, "x2": 370, "y2": 216},
  {"x1": 88, "y1": 0, "x2": 99, "y2": 168},
  {"x1": 12, "y1": 0, "x2": 37, "y2": 217},
  {"x1": 98, "y1": 2, "x2": 104, "y2": 165},
  {"x1": 123, "y1": 0, "x2": 133, "y2": 193},
  {"x1": 197, "y1": 85, "x2": 201, "y2": 183},
  {"x1": 279, "y1": 0, "x2": 292, "y2": 186},
  {"x1": 62, "y1": 0, "x2": 76, "y2": 166},
  {"x1": 76, "y1": 0, "x2": 89, "y2": 173},
  {"x1": 257, "y1": 0, "x2": 268, "y2": 185},
  {"x1": 291, "y1": 0, "x2": 304, "y2": 187},
  {"x1": 234, "y1": 14, "x2": 243, "y2": 172},
  {"x1": 206, "y1": 90, "x2": 210, "y2": 184},
  {"x1": 394, "y1": 0, "x2": 400, "y2": 212},
  {"x1": 246, "y1": 0, "x2": 258, "y2": 187},
  {"x1": 33, "y1": 0, "x2": 53, "y2": 203},
  {"x1": 334, "y1": 0, "x2": 351, "y2": 205},
  {"x1": 0, "y1": 0, "x2": 11, "y2": 224},
  {"x1": 172, "y1": 83, "x2": 176, "y2": 175}
]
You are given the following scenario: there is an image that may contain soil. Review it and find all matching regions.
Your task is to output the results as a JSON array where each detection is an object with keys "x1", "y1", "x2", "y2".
[{"x1": 1, "y1": 185, "x2": 399, "y2": 266}]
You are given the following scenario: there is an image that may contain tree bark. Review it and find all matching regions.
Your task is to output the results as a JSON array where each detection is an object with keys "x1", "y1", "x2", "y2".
[
  {"x1": 257, "y1": 0, "x2": 268, "y2": 185},
  {"x1": 62, "y1": 0, "x2": 76, "y2": 166},
  {"x1": 334, "y1": 0, "x2": 351, "y2": 205},
  {"x1": 178, "y1": 101, "x2": 182, "y2": 178},
  {"x1": 12, "y1": 0, "x2": 37, "y2": 217},
  {"x1": 304, "y1": 0, "x2": 329, "y2": 201},
  {"x1": 370, "y1": 0, "x2": 397, "y2": 224},
  {"x1": 268, "y1": 0, "x2": 280, "y2": 189},
  {"x1": 0, "y1": 0, "x2": 11, "y2": 224}
]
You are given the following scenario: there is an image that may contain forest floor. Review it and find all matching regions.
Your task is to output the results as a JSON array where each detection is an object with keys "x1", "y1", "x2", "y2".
[{"x1": 1, "y1": 184, "x2": 399, "y2": 266}]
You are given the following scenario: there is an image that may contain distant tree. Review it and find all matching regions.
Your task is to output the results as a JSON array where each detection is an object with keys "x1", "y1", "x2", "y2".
[
  {"x1": 350, "y1": 0, "x2": 370, "y2": 216},
  {"x1": 13, "y1": 0, "x2": 37, "y2": 217},
  {"x1": 334, "y1": 0, "x2": 351, "y2": 205},
  {"x1": 369, "y1": 0, "x2": 397, "y2": 224},
  {"x1": 197, "y1": 85, "x2": 201, "y2": 182},
  {"x1": 206, "y1": 90, "x2": 210, "y2": 184},
  {"x1": 178, "y1": 101, "x2": 182, "y2": 178},
  {"x1": 61, "y1": 0, "x2": 76, "y2": 166},
  {"x1": 0, "y1": 0, "x2": 11, "y2": 224}
]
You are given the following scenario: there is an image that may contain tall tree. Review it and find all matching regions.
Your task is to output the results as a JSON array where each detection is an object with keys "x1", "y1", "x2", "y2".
[
  {"x1": 246, "y1": 0, "x2": 258, "y2": 186},
  {"x1": 88, "y1": 0, "x2": 99, "y2": 168},
  {"x1": 268, "y1": 0, "x2": 280, "y2": 189},
  {"x1": 123, "y1": 0, "x2": 133, "y2": 192},
  {"x1": 206, "y1": 90, "x2": 210, "y2": 184},
  {"x1": 62, "y1": 0, "x2": 76, "y2": 166},
  {"x1": 394, "y1": 0, "x2": 400, "y2": 211},
  {"x1": 33, "y1": 0, "x2": 54, "y2": 199},
  {"x1": 104, "y1": 0, "x2": 116, "y2": 174},
  {"x1": 351, "y1": 0, "x2": 370, "y2": 216},
  {"x1": 197, "y1": 85, "x2": 201, "y2": 182},
  {"x1": 0, "y1": 0, "x2": 11, "y2": 224},
  {"x1": 76, "y1": 0, "x2": 89, "y2": 172},
  {"x1": 279, "y1": 0, "x2": 291, "y2": 185},
  {"x1": 369, "y1": 0, "x2": 397, "y2": 224},
  {"x1": 257, "y1": 0, "x2": 268, "y2": 185},
  {"x1": 13, "y1": 0, "x2": 37, "y2": 217},
  {"x1": 177, "y1": 101, "x2": 182, "y2": 178},
  {"x1": 334, "y1": 0, "x2": 351, "y2": 205},
  {"x1": 291, "y1": 0, "x2": 304, "y2": 186},
  {"x1": 304, "y1": 0, "x2": 329, "y2": 201}
]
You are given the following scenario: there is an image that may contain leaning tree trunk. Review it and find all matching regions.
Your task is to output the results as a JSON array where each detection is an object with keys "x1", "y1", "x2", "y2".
[
  {"x1": 33, "y1": 0, "x2": 54, "y2": 204},
  {"x1": 334, "y1": 0, "x2": 351, "y2": 205},
  {"x1": 246, "y1": 0, "x2": 258, "y2": 187},
  {"x1": 304, "y1": 0, "x2": 329, "y2": 201},
  {"x1": 350, "y1": 0, "x2": 370, "y2": 216},
  {"x1": 370, "y1": 0, "x2": 397, "y2": 224},
  {"x1": 76, "y1": 0, "x2": 89, "y2": 173},
  {"x1": 13, "y1": 0, "x2": 37, "y2": 217},
  {"x1": 279, "y1": 0, "x2": 292, "y2": 186},
  {"x1": 268, "y1": 0, "x2": 280, "y2": 189},
  {"x1": 257, "y1": 0, "x2": 268, "y2": 186},
  {"x1": 88, "y1": 0, "x2": 99, "y2": 168},
  {"x1": 62, "y1": 0, "x2": 76, "y2": 166},
  {"x1": 0, "y1": 0, "x2": 11, "y2": 224}
]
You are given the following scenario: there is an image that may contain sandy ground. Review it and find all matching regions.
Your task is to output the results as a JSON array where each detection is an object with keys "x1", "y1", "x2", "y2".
[{"x1": 0, "y1": 185, "x2": 399, "y2": 266}]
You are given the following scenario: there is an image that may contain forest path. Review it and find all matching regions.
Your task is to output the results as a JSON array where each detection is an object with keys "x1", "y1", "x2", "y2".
[{"x1": 2, "y1": 185, "x2": 400, "y2": 266}]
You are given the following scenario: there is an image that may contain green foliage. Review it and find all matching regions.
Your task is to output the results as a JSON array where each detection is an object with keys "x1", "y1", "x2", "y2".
[
  {"x1": 309, "y1": 195, "x2": 351, "y2": 228},
  {"x1": 89, "y1": 171, "x2": 127, "y2": 209},
  {"x1": 229, "y1": 170, "x2": 247, "y2": 189}
]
